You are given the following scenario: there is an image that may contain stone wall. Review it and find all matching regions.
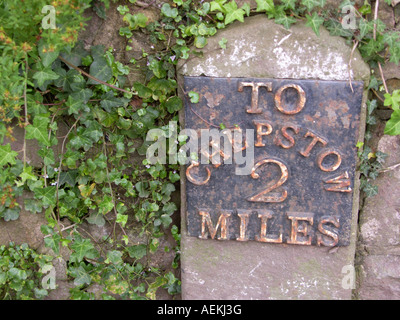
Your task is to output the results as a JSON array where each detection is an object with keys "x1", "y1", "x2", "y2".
[{"x1": 1, "y1": 0, "x2": 400, "y2": 300}]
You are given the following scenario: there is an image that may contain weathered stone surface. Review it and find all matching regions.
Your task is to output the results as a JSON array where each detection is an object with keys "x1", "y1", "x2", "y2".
[
  {"x1": 179, "y1": 14, "x2": 369, "y2": 300},
  {"x1": 0, "y1": 192, "x2": 47, "y2": 249},
  {"x1": 178, "y1": 15, "x2": 369, "y2": 82},
  {"x1": 358, "y1": 255, "x2": 400, "y2": 300},
  {"x1": 357, "y1": 135, "x2": 400, "y2": 299}
]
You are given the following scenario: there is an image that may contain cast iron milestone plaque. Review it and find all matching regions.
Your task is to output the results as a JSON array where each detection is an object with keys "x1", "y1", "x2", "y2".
[{"x1": 183, "y1": 76, "x2": 363, "y2": 246}]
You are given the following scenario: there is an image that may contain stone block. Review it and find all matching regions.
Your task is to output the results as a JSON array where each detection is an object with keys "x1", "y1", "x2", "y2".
[{"x1": 178, "y1": 14, "x2": 369, "y2": 300}]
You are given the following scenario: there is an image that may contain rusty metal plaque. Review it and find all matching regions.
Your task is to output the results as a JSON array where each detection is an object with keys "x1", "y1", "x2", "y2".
[{"x1": 183, "y1": 76, "x2": 363, "y2": 246}]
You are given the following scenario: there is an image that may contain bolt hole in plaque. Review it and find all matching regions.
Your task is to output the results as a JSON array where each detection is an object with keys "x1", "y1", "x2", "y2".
[{"x1": 184, "y1": 77, "x2": 363, "y2": 247}]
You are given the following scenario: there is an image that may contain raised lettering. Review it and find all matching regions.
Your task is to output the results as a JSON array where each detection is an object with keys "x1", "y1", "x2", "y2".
[
  {"x1": 300, "y1": 131, "x2": 327, "y2": 157},
  {"x1": 255, "y1": 211, "x2": 283, "y2": 243},
  {"x1": 317, "y1": 149, "x2": 342, "y2": 172},
  {"x1": 317, "y1": 216, "x2": 340, "y2": 247},
  {"x1": 238, "y1": 81, "x2": 272, "y2": 114},
  {"x1": 253, "y1": 120, "x2": 273, "y2": 147},
  {"x1": 199, "y1": 210, "x2": 231, "y2": 240},
  {"x1": 275, "y1": 84, "x2": 306, "y2": 115},
  {"x1": 274, "y1": 124, "x2": 300, "y2": 149},
  {"x1": 287, "y1": 212, "x2": 314, "y2": 245},
  {"x1": 237, "y1": 211, "x2": 250, "y2": 241}
]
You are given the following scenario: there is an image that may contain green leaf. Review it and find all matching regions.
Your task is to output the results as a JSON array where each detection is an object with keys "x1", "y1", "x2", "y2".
[
  {"x1": 384, "y1": 90, "x2": 400, "y2": 110},
  {"x1": 275, "y1": 13, "x2": 297, "y2": 29},
  {"x1": 0, "y1": 144, "x2": 18, "y2": 167},
  {"x1": 305, "y1": 12, "x2": 324, "y2": 36},
  {"x1": 86, "y1": 211, "x2": 106, "y2": 226},
  {"x1": 25, "y1": 115, "x2": 51, "y2": 146},
  {"x1": 71, "y1": 237, "x2": 96, "y2": 262},
  {"x1": 194, "y1": 36, "x2": 208, "y2": 48},
  {"x1": 87, "y1": 56, "x2": 113, "y2": 85},
  {"x1": 34, "y1": 186, "x2": 57, "y2": 207},
  {"x1": 161, "y1": 3, "x2": 178, "y2": 19},
  {"x1": 19, "y1": 166, "x2": 37, "y2": 184},
  {"x1": 100, "y1": 91, "x2": 129, "y2": 112},
  {"x1": 301, "y1": 0, "x2": 318, "y2": 11},
  {"x1": 66, "y1": 95, "x2": 87, "y2": 115},
  {"x1": 389, "y1": 41, "x2": 400, "y2": 65},
  {"x1": 223, "y1": 1, "x2": 245, "y2": 25},
  {"x1": 24, "y1": 199, "x2": 43, "y2": 214},
  {"x1": 105, "y1": 250, "x2": 123, "y2": 265},
  {"x1": 219, "y1": 37, "x2": 228, "y2": 49},
  {"x1": 126, "y1": 244, "x2": 147, "y2": 259},
  {"x1": 59, "y1": 170, "x2": 78, "y2": 187},
  {"x1": 384, "y1": 109, "x2": 400, "y2": 135},
  {"x1": 4, "y1": 207, "x2": 20, "y2": 221},
  {"x1": 255, "y1": 0, "x2": 274, "y2": 12},
  {"x1": 210, "y1": 0, "x2": 227, "y2": 13},
  {"x1": 33, "y1": 66, "x2": 59, "y2": 87},
  {"x1": 281, "y1": 0, "x2": 296, "y2": 10},
  {"x1": 383, "y1": 32, "x2": 400, "y2": 48},
  {"x1": 188, "y1": 91, "x2": 200, "y2": 103},
  {"x1": 133, "y1": 82, "x2": 153, "y2": 99},
  {"x1": 165, "y1": 96, "x2": 183, "y2": 113},
  {"x1": 70, "y1": 265, "x2": 91, "y2": 286},
  {"x1": 38, "y1": 41, "x2": 60, "y2": 68},
  {"x1": 38, "y1": 148, "x2": 55, "y2": 166},
  {"x1": 44, "y1": 233, "x2": 61, "y2": 255},
  {"x1": 149, "y1": 59, "x2": 167, "y2": 78}
]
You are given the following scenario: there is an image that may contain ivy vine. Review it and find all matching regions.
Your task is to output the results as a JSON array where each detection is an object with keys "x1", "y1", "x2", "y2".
[{"x1": 0, "y1": 0, "x2": 399, "y2": 299}]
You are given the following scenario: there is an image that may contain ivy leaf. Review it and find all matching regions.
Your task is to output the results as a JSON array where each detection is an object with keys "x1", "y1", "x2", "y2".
[
  {"x1": 25, "y1": 115, "x2": 51, "y2": 146},
  {"x1": 210, "y1": 0, "x2": 227, "y2": 13},
  {"x1": 38, "y1": 148, "x2": 55, "y2": 166},
  {"x1": 0, "y1": 144, "x2": 18, "y2": 167},
  {"x1": 33, "y1": 65, "x2": 59, "y2": 87},
  {"x1": 105, "y1": 250, "x2": 123, "y2": 265},
  {"x1": 60, "y1": 42, "x2": 88, "y2": 68},
  {"x1": 19, "y1": 166, "x2": 37, "y2": 184},
  {"x1": 44, "y1": 233, "x2": 61, "y2": 255},
  {"x1": 59, "y1": 170, "x2": 78, "y2": 187},
  {"x1": 86, "y1": 210, "x2": 106, "y2": 226},
  {"x1": 362, "y1": 182, "x2": 378, "y2": 197},
  {"x1": 281, "y1": 0, "x2": 296, "y2": 10},
  {"x1": 87, "y1": 56, "x2": 113, "y2": 85},
  {"x1": 275, "y1": 13, "x2": 297, "y2": 29},
  {"x1": 66, "y1": 95, "x2": 87, "y2": 115},
  {"x1": 255, "y1": 0, "x2": 274, "y2": 12},
  {"x1": 70, "y1": 237, "x2": 96, "y2": 262},
  {"x1": 70, "y1": 265, "x2": 91, "y2": 286},
  {"x1": 98, "y1": 195, "x2": 114, "y2": 214},
  {"x1": 223, "y1": 1, "x2": 245, "y2": 25},
  {"x1": 389, "y1": 42, "x2": 400, "y2": 65},
  {"x1": 325, "y1": 19, "x2": 353, "y2": 37},
  {"x1": 38, "y1": 40, "x2": 60, "y2": 68},
  {"x1": 383, "y1": 32, "x2": 399, "y2": 48},
  {"x1": 306, "y1": 12, "x2": 324, "y2": 36},
  {"x1": 34, "y1": 186, "x2": 57, "y2": 207},
  {"x1": 359, "y1": 18, "x2": 373, "y2": 40},
  {"x1": 301, "y1": 0, "x2": 318, "y2": 11},
  {"x1": 384, "y1": 109, "x2": 400, "y2": 135},
  {"x1": 100, "y1": 91, "x2": 129, "y2": 112},
  {"x1": 384, "y1": 90, "x2": 400, "y2": 110}
]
